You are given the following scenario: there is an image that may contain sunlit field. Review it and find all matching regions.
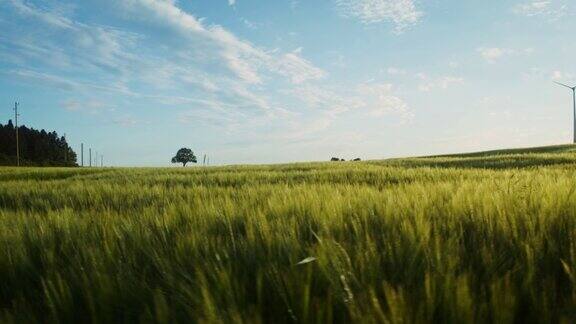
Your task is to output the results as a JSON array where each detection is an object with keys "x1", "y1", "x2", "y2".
[{"x1": 1, "y1": 145, "x2": 576, "y2": 323}]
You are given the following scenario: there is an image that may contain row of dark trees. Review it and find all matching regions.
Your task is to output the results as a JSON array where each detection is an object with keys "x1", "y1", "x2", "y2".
[
  {"x1": 0, "y1": 120, "x2": 77, "y2": 166},
  {"x1": 331, "y1": 157, "x2": 361, "y2": 162}
]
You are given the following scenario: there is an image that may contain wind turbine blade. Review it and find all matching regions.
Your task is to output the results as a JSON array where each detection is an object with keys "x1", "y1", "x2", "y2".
[{"x1": 554, "y1": 81, "x2": 575, "y2": 89}]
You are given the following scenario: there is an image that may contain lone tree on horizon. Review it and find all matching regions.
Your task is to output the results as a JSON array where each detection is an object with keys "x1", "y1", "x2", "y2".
[{"x1": 171, "y1": 148, "x2": 197, "y2": 167}]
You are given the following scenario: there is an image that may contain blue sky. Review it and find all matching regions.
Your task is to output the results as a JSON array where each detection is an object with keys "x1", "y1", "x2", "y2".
[{"x1": 1, "y1": 0, "x2": 575, "y2": 166}]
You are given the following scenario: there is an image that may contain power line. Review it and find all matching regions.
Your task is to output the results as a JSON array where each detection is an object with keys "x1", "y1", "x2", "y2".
[
  {"x1": 14, "y1": 102, "x2": 20, "y2": 167},
  {"x1": 64, "y1": 133, "x2": 67, "y2": 164},
  {"x1": 10, "y1": 105, "x2": 96, "y2": 168}
]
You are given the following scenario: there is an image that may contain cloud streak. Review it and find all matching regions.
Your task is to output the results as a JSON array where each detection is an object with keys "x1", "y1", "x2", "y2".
[
  {"x1": 0, "y1": 0, "x2": 421, "y2": 162},
  {"x1": 124, "y1": 0, "x2": 325, "y2": 85},
  {"x1": 335, "y1": 0, "x2": 423, "y2": 32},
  {"x1": 477, "y1": 47, "x2": 532, "y2": 63},
  {"x1": 513, "y1": 1, "x2": 567, "y2": 20}
]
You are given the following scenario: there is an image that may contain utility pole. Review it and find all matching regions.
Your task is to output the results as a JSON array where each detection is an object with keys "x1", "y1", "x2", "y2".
[
  {"x1": 101, "y1": 155, "x2": 103, "y2": 167},
  {"x1": 203, "y1": 154, "x2": 206, "y2": 166},
  {"x1": 81, "y1": 143, "x2": 84, "y2": 167},
  {"x1": 89, "y1": 148, "x2": 92, "y2": 167},
  {"x1": 64, "y1": 133, "x2": 67, "y2": 165},
  {"x1": 14, "y1": 102, "x2": 20, "y2": 167}
]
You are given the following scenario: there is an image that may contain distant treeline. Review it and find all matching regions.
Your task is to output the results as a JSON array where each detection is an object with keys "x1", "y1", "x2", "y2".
[{"x1": 0, "y1": 120, "x2": 77, "y2": 166}]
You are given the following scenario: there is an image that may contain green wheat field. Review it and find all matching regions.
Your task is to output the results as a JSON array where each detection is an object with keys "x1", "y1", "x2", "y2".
[{"x1": 2, "y1": 145, "x2": 576, "y2": 323}]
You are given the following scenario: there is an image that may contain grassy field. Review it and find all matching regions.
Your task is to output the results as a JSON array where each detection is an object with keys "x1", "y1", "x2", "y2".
[{"x1": 1, "y1": 144, "x2": 576, "y2": 323}]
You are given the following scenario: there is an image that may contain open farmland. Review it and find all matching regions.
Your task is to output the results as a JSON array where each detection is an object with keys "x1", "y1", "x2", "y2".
[{"x1": 1, "y1": 145, "x2": 576, "y2": 323}]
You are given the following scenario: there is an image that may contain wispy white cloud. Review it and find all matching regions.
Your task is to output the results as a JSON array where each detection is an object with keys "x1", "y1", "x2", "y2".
[
  {"x1": 334, "y1": 0, "x2": 423, "y2": 32},
  {"x1": 357, "y1": 83, "x2": 412, "y2": 119},
  {"x1": 6, "y1": 0, "x2": 73, "y2": 28},
  {"x1": 241, "y1": 18, "x2": 261, "y2": 30},
  {"x1": 515, "y1": 1, "x2": 551, "y2": 15},
  {"x1": 1, "y1": 0, "x2": 417, "y2": 157},
  {"x1": 417, "y1": 75, "x2": 464, "y2": 92},
  {"x1": 2, "y1": 0, "x2": 139, "y2": 74},
  {"x1": 477, "y1": 47, "x2": 533, "y2": 63},
  {"x1": 8, "y1": 69, "x2": 80, "y2": 91},
  {"x1": 125, "y1": 0, "x2": 325, "y2": 86},
  {"x1": 61, "y1": 99, "x2": 115, "y2": 114},
  {"x1": 477, "y1": 47, "x2": 515, "y2": 63},
  {"x1": 1, "y1": 0, "x2": 327, "y2": 120},
  {"x1": 272, "y1": 49, "x2": 326, "y2": 84},
  {"x1": 513, "y1": 1, "x2": 567, "y2": 20},
  {"x1": 4, "y1": 69, "x2": 136, "y2": 95},
  {"x1": 288, "y1": 85, "x2": 362, "y2": 116},
  {"x1": 551, "y1": 70, "x2": 574, "y2": 82},
  {"x1": 111, "y1": 115, "x2": 140, "y2": 127},
  {"x1": 290, "y1": 82, "x2": 413, "y2": 122},
  {"x1": 523, "y1": 67, "x2": 575, "y2": 83}
]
